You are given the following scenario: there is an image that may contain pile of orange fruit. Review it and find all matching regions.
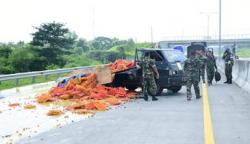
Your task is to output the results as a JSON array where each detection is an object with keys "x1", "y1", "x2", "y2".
[
  {"x1": 110, "y1": 59, "x2": 135, "y2": 73},
  {"x1": 36, "y1": 72, "x2": 137, "y2": 115}
]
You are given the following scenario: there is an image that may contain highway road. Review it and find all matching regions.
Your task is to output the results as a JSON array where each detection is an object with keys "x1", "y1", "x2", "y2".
[{"x1": 17, "y1": 75, "x2": 250, "y2": 144}]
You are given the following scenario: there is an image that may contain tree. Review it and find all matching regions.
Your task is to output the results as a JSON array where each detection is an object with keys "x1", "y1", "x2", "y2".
[
  {"x1": 91, "y1": 36, "x2": 113, "y2": 50},
  {"x1": 0, "y1": 45, "x2": 13, "y2": 74},
  {"x1": 0, "y1": 45, "x2": 12, "y2": 58},
  {"x1": 8, "y1": 46, "x2": 35, "y2": 73},
  {"x1": 76, "y1": 38, "x2": 89, "y2": 52},
  {"x1": 31, "y1": 22, "x2": 76, "y2": 68}
]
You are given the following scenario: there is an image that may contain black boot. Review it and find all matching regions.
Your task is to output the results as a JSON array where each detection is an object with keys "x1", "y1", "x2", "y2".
[
  {"x1": 224, "y1": 79, "x2": 228, "y2": 83},
  {"x1": 228, "y1": 79, "x2": 232, "y2": 84},
  {"x1": 152, "y1": 96, "x2": 158, "y2": 101},
  {"x1": 196, "y1": 95, "x2": 201, "y2": 99},
  {"x1": 144, "y1": 94, "x2": 148, "y2": 101}
]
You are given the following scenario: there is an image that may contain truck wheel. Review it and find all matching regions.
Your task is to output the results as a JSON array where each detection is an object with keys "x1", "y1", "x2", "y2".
[
  {"x1": 126, "y1": 85, "x2": 137, "y2": 91},
  {"x1": 168, "y1": 86, "x2": 182, "y2": 93},
  {"x1": 147, "y1": 83, "x2": 163, "y2": 96}
]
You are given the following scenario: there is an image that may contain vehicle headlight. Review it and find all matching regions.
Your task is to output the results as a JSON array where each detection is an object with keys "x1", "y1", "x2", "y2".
[{"x1": 169, "y1": 70, "x2": 177, "y2": 75}]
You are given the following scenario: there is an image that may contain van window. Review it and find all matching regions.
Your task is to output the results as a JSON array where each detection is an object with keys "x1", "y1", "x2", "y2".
[
  {"x1": 162, "y1": 50, "x2": 186, "y2": 63},
  {"x1": 149, "y1": 51, "x2": 164, "y2": 61}
]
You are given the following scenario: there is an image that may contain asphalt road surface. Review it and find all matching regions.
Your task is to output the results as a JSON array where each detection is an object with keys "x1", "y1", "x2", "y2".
[{"x1": 18, "y1": 76, "x2": 250, "y2": 144}]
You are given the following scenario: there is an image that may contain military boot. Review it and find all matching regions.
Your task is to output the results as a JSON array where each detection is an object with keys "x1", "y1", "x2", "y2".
[
  {"x1": 152, "y1": 96, "x2": 158, "y2": 101},
  {"x1": 144, "y1": 94, "x2": 148, "y2": 101},
  {"x1": 228, "y1": 79, "x2": 232, "y2": 84},
  {"x1": 196, "y1": 95, "x2": 201, "y2": 99}
]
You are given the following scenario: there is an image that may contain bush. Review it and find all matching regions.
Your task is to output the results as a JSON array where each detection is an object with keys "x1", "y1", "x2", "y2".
[
  {"x1": 8, "y1": 47, "x2": 36, "y2": 73},
  {"x1": 88, "y1": 50, "x2": 125, "y2": 63},
  {"x1": 64, "y1": 54, "x2": 101, "y2": 68}
]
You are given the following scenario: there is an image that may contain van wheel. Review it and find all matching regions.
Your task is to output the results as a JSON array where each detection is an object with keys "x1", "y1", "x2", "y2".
[{"x1": 126, "y1": 85, "x2": 137, "y2": 91}]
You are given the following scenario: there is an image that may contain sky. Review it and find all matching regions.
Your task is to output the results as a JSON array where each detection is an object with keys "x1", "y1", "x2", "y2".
[{"x1": 0, "y1": 0, "x2": 250, "y2": 42}]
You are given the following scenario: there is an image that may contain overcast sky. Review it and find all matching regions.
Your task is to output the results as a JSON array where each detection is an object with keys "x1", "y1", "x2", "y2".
[{"x1": 0, "y1": 0, "x2": 250, "y2": 42}]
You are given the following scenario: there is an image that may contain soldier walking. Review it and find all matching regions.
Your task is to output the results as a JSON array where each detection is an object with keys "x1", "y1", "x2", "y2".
[
  {"x1": 206, "y1": 50, "x2": 217, "y2": 85},
  {"x1": 139, "y1": 53, "x2": 160, "y2": 101},
  {"x1": 184, "y1": 51, "x2": 202, "y2": 101},
  {"x1": 222, "y1": 48, "x2": 234, "y2": 84}
]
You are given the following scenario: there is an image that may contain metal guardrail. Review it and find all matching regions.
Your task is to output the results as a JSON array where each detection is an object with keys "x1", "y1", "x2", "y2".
[{"x1": 0, "y1": 66, "x2": 93, "y2": 85}]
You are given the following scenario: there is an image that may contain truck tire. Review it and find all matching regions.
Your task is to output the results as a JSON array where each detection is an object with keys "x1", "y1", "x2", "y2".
[
  {"x1": 126, "y1": 85, "x2": 137, "y2": 91},
  {"x1": 168, "y1": 86, "x2": 182, "y2": 93}
]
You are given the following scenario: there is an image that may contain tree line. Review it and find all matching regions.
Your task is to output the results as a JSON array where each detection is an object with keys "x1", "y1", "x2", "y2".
[{"x1": 0, "y1": 22, "x2": 153, "y2": 74}]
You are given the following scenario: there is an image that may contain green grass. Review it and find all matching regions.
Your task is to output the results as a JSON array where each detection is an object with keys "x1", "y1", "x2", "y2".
[
  {"x1": 0, "y1": 74, "x2": 67, "y2": 90},
  {"x1": 236, "y1": 48, "x2": 250, "y2": 58}
]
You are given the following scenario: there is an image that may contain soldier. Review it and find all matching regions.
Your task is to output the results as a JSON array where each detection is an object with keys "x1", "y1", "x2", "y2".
[
  {"x1": 206, "y1": 50, "x2": 217, "y2": 85},
  {"x1": 139, "y1": 53, "x2": 160, "y2": 101},
  {"x1": 197, "y1": 51, "x2": 207, "y2": 83},
  {"x1": 222, "y1": 48, "x2": 234, "y2": 84},
  {"x1": 184, "y1": 51, "x2": 202, "y2": 101}
]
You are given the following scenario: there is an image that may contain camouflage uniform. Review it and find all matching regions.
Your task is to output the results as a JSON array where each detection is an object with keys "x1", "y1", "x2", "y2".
[
  {"x1": 184, "y1": 55, "x2": 201, "y2": 100},
  {"x1": 197, "y1": 54, "x2": 207, "y2": 83},
  {"x1": 222, "y1": 50, "x2": 234, "y2": 84},
  {"x1": 141, "y1": 56, "x2": 158, "y2": 100},
  {"x1": 206, "y1": 52, "x2": 217, "y2": 85}
]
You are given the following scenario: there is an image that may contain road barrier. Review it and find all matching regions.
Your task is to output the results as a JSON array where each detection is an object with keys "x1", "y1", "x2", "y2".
[
  {"x1": 217, "y1": 59, "x2": 250, "y2": 94},
  {"x1": 0, "y1": 66, "x2": 92, "y2": 86}
]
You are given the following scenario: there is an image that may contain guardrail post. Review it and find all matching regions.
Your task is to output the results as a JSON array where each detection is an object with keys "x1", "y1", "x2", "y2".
[
  {"x1": 16, "y1": 78, "x2": 20, "y2": 86},
  {"x1": 45, "y1": 75, "x2": 49, "y2": 81},
  {"x1": 32, "y1": 76, "x2": 36, "y2": 83},
  {"x1": 56, "y1": 73, "x2": 60, "y2": 79}
]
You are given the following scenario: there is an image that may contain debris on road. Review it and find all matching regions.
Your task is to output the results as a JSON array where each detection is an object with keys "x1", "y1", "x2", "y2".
[
  {"x1": 8, "y1": 103, "x2": 20, "y2": 107},
  {"x1": 24, "y1": 104, "x2": 36, "y2": 109},
  {"x1": 35, "y1": 69, "x2": 138, "y2": 115},
  {"x1": 47, "y1": 110, "x2": 63, "y2": 116}
]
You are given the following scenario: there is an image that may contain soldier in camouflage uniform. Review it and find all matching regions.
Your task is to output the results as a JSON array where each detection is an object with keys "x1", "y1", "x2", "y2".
[
  {"x1": 222, "y1": 48, "x2": 234, "y2": 84},
  {"x1": 197, "y1": 51, "x2": 207, "y2": 83},
  {"x1": 139, "y1": 53, "x2": 160, "y2": 101},
  {"x1": 184, "y1": 51, "x2": 202, "y2": 100},
  {"x1": 206, "y1": 50, "x2": 217, "y2": 85}
]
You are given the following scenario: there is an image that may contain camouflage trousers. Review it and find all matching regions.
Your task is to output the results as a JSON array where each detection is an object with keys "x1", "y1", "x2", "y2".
[
  {"x1": 200, "y1": 66, "x2": 206, "y2": 82},
  {"x1": 225, "y1": 64, "x2": 233, "y2": 81},
  {"x1": 143, "y1": 76, "x2": 157, "y2": 96},
  {"x1": 186, "y1": 77, "x2": 200, "y2": 99},
  {"x1": 206, "y1": 66, "x2": 215, "y2": 83}
]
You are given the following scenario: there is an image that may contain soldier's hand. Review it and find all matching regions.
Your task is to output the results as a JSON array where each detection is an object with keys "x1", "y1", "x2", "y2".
[
  {"x1": 155, "y1": 74, "x2": 160, "y2": 80},
  {"x1": 136, "y1": 65, "x2": 141, "y2": 69}
]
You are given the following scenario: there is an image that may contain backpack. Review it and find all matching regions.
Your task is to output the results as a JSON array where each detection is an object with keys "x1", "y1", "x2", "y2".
[{"x1": 215, "y1": 71, "x2": 221, "y2": 82}]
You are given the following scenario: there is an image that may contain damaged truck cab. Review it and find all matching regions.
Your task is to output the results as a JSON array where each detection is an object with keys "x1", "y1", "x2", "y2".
[{"x1": 112, "y1": 48, "x2": 186, "y2": 95}]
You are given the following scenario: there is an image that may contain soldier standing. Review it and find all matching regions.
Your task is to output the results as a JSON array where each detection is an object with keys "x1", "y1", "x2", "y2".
[
  {"x1": 197, "y1": 51, "x2": 207, "y2": 83},
  {"x1": 206, "y1": 50, "x2": 217, "y2": 85},
  {"x1": 139, "y1": 53, "x2": 160, "y2": 101},
  {"x1": 222, "y1": 48, "x2": 234, "y2": 84},
  {"x1": 184, "y1": 51, "x2": 202, "y2": 101}
]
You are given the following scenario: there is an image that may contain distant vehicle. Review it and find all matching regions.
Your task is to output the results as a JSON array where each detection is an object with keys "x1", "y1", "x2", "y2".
[
  {"x1": 111, "y1": 48, "x2": 187, "y2": 95},
  {"x1": 155, "y1": 41, "x2": 169, "y2": 49},
  {"x1": 174, "y1": 45, "x2": 184, "y2": 53}
]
